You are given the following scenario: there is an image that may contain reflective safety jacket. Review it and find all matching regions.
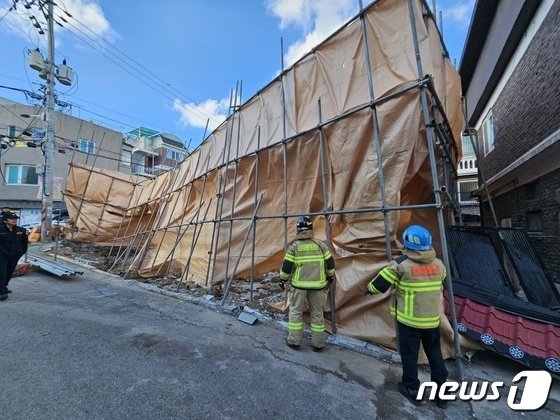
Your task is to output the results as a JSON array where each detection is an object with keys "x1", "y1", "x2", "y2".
[
  {"x1": 280, "y1": 231, "x2": 335, "y2": 289},
  {"x1": 367, "y1": 249, "x2": 446, "y2": 329}
]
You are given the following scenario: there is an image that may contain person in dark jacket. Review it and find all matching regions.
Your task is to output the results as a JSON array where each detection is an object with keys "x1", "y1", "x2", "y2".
[{"x1": 0, "y1": 211, "x2": 28, "y2": 300}]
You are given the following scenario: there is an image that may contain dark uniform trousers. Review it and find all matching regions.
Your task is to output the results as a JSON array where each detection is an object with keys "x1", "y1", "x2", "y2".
[
  {"x1": 397, "y1": 321, "x2": 448, "y2": 391},
  {"x1": 0, "y1": 257, "x2": 19, "y2": 291}
]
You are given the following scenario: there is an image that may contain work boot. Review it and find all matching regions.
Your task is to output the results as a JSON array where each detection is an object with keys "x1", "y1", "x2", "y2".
[
  {"x1": 287, "y1": 341, "x2": 300, "y2": 349},
  {"x1": 398, "y1": 382, "x2": 421, "y2": 406}
]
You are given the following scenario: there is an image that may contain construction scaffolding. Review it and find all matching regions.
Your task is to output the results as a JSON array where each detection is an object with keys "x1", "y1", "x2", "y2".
[{"x1": 63, "y1": 0, "x2": 468, "y2": 367}]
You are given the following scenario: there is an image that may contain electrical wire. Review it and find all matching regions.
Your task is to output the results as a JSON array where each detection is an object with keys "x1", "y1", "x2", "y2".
[
  {"x1": 53, "y1": 3, "x2": 224, "y2": 125},
  {"x1": 53, "y1": 16, "x2": 222, "y2": 126},
  {"x1": 1, "y1": 82, "x2": 180, "y2": 147},
  {"x1": 6, "y1": 2, "x2": 222, "y2": 142}
]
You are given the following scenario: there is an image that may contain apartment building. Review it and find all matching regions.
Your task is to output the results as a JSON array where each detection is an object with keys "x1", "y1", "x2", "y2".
[
  {"x1": 124, "y1": 127, "x2": 188, "y2": 178},
  {"x1": 0, "y1": 97, "x2": 133, "y2": 226}
]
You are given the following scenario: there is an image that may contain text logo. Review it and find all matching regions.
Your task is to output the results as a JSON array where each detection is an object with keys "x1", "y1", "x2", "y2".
[{"x1": 417, "y1": 370, "x2": 552, "y2": 411}]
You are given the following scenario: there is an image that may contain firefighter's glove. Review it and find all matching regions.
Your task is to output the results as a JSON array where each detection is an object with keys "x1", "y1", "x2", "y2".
[{"x1": 279, "y1": 281, "x2": 285, "y2": 291}]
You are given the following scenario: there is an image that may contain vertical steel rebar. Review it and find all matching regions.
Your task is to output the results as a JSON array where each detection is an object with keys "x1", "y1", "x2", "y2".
[
  {"x1": 250, "y1": 126, "x2": 261, "y2": 302},
  {"x1": 175, "y1": 200, "x2": 213, "y2": 291},
  {"x1": 107, "y1": 178, "x2": 146, "y2": 260},
  {"x1": 280, "y1": 37, "x2": 288, "y2": 250},
  {"x1": 221, "y1": 194, "x2": 263, "y2": 305},
  {"x1": 209, "y1": 86, "x2": 239, "y2": 287},
  {"x1": 161, "y1": 152, "x2": 205, "y2": 278},
  {"x1": 223, "y1": 81, "x2": 243, "y2": 287},
  {"x1": 206, "y1": 91, "x2": 236, "y2": 287},
  {"x1": 124, "y1": 164, "x2": 183, "y2": 279},
  {"x1": 408, "y1": 0, "x2": 463, "y2": 380},
  {"x1": 358, "y1": 0, "x2": 393, "y2": 260},
  {"x1": 148, "y1": 156, "x2": 200, "y2": 274},
  {"x1": 317, "y1": 99, "x2": 337, "y2": 334},
  {"x1": 109, "y1": 180, "x2": 158, "y2": 272},
  {"x1": 134, "y1": 162, "x2": 182, "y2": 262}
]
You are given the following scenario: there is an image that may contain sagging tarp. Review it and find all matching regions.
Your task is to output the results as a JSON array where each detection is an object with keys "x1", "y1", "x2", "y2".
[{"x1": 65, "y1": 0, "x2": 470, "y2": 356}]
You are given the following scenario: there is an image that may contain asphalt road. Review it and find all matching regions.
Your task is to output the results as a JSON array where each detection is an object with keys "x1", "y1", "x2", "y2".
[{"x1": 1, "y1": 265, "x2": 558, "y2": 419}]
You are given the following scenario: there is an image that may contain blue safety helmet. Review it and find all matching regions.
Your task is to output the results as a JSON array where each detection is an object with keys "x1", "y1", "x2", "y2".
[
  {"x1": 402, "y1": 225, "x2": 432, "y2": 251},
  {"x1": 296, "y1": 216, "x2": 313, "y2": 232}
]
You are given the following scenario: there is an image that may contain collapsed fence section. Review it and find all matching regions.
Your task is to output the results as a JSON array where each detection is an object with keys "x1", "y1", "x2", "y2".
[{"x1": 64, "y1": 0, "x2": 469, "y2": 370}]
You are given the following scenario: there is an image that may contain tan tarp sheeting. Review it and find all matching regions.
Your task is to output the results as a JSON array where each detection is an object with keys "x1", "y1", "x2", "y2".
[{"x1": 65, "y1": 0, "x2": 471, "y2": 357}]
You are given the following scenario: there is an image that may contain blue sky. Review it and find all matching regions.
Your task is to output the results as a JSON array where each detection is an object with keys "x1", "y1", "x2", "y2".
[{"x1": 0, "y1": 0, "x2": 475, "y2": 150}]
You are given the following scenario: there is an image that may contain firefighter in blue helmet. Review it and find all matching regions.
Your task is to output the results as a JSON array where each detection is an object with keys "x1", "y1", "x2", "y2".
[
  {"x1": 366, "y1": 225, "x2": 448, "y2": 408},
  {"x1": 279, "y1": 216, "x2": 335, "y2": 351}
]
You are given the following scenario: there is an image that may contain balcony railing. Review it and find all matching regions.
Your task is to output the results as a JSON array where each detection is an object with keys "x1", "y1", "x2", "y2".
[{"x1": 131, "y1": 165, "x2": 155, "y2": 178}]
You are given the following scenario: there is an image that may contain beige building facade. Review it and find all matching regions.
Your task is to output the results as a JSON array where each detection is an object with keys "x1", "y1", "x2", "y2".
[{"x1": 0, "y1": 97, "x2": 133, "y2": 226}]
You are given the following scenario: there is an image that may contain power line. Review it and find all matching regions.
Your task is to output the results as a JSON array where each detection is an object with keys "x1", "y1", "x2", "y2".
[
  {"x1": 54, "y1": 3, "x2": 223, "y2": 125},
  {"x1": 50, "y1": 5, "x2": 223, "y2": 126},
  {"x1": 6, "y1": 2, "x2": 225, "y2": 140}
]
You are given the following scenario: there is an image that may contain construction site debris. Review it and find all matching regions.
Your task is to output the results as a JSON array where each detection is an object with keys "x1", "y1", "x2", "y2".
[
  {"x1": 13, "y1": 263, "x2": 32, "y2": 277},
  {"x1": 26, "y1": 253, "x2": 84, "y2": 277}
]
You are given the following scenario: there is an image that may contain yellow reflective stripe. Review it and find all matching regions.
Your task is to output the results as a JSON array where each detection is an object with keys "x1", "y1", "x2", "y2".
[
  {"x1": 405, "y1": 290, "x2": 414, "y2": 317},
  {"x1": 298, "y1": 244, "x2": 320, "y2": 251},
  {"x1": 292, "y1": 280, "x2": 327, "y2": 289},
  {"x1": 310, "y1": 323, "x2": 324, "y2": 332},
  {"x1": 279, "y1": 271, "x2": 290, "y2": 280},
  {"x1": 399, "y1": 284, "x2": 442, "y2": 292},
  {"x1": 368, "y1": 282, "x2": 380, "y2": 294},
  {"x1": 323, "y1": 250, "x2": 332, "y2": 259},
  {"x1": 293, "y1": 256, "x2": 325, "y2": 263},
  {"x1": 400, "y1": 280, "x2": 442, "y2": 288},
  {"x1": 380, "y1": 268, "x2": 398, "y2": 284},
  {"x1": 294, "y1": 265, "x2": 302, "y2": 282},
  {"x1": 284, "y1": 254, "x2": 296, "y2": 262},
  {"x1": 288, "y1": 322, "x2": 303, "y2": 331},
  {"x1": 326, "y1": 268, "x2": 335, "y2": 277},
  {"x1": 393, "y1": 310, "x2": 440, "y2": 328}
]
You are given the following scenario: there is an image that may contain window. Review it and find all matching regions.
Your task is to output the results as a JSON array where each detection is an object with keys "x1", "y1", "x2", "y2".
[
  {"x1": 121, "y1": 150, "x2": 132, "y2": 167},
  {"x1": 461, "y1": 134, "x2": 476, "y2": 157},
  {"x1": 481, "y1": 112, "x2": 495, "y2": 154},
  {"x1": 458, "y1": 179, "x2": 479, "y2": 204},
  {"x1": 526, "y1": 211, "x2": 543, "y2": 232},
  {"x1": 166, "y1": 149, "x2": 183, "y2": 161},
  {"x1": 6, "y1": 164, "x2": 39, "y2": 185},
  {"x1": 79, "y1": 139, "x2": 95, "y2": 154}
]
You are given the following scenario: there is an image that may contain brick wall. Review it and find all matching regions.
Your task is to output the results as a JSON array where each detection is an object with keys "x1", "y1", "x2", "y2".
[
  {"x1": 482, "y1": 168, "x2": 560, "y2": 283},
  {"x1": 480, "y1": 1, "x2": 560, "y2": 179}
]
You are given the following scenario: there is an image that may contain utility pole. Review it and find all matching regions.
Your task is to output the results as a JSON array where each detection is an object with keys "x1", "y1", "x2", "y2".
[
  {"x1": 41, "y1": 0, "x2": 55, "y2": 243},
  {"x1": 25, "y1": 1, "x2": 74, "y2": 242}
]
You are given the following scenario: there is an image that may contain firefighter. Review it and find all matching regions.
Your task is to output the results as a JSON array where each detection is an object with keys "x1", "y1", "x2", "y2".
[
  {"x1": 366, "y1": 225, "x2": 448, "y2": 408},
  {"x1": 0, "y1": 211, "x2": 28, "y2": 300},
  {"x1": 279, "y1": 216, "x2": 335, "y2": 351}
]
